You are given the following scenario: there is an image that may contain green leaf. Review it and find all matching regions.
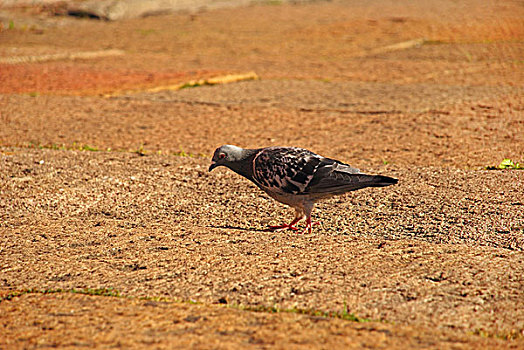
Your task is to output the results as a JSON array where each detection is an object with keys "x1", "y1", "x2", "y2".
[{"x1": 498, "y1": 159, "x2": 514, "y2": 169}]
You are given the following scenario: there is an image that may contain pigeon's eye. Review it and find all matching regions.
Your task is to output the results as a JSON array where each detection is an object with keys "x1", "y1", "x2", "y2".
[{"x1": 219, "y1": 153, "x2": 226, "y2": 159}]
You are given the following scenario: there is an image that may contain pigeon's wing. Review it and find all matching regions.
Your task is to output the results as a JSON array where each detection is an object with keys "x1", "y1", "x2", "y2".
[
  {"x1": 252, "y1": 147, "x2": 324, "y2": 195},
  {"x1": 304, "y1": 159, "x2": 397, "y2": 195},
  {"x1": 253, "y1": 147, "x2": 397, "y2": 197}
]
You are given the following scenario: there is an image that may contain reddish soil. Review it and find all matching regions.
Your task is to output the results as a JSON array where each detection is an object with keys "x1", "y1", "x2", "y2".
[
  {"x1": 1, "y1": 0, "x2": 523, "y2": 348},
  {"x1": 0, "y1": 62, "x2": 223, "y2": 95}
]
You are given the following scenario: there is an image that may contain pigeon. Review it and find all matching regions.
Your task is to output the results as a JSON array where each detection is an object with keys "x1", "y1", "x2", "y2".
[{"x1": 209, "y1": 145, "x2": 398, "y2": 234}]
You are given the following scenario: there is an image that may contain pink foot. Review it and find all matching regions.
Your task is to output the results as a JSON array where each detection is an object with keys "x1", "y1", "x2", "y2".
[
  {"x1": 267, "y1": 218, "x2": 301, "y2": 232},
  {"x1": 297, "y1": 217, "x2": 319, "y2": 234},
  {"x1": 268, "y1": 224, "x2": 299, "y2": 231}
]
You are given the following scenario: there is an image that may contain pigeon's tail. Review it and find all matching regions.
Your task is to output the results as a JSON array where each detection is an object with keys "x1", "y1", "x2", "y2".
[
  {"x1": 306, "y1": 168, "x2": 398, "y2": 195},
  {"x1": 365, "y1": 174, "x2": 398, "y2": 187}
]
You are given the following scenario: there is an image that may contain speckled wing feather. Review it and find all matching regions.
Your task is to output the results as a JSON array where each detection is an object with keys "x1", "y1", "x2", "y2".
[
  {"x1": 252, "y1": 147, "x2": 396, "y2": 197},
  {"x1": 252, "y1": 147, "x2": 318, "y2": 195},
  {"x1": 252, "y1": 147, "x2": 361, "y2": 196}
]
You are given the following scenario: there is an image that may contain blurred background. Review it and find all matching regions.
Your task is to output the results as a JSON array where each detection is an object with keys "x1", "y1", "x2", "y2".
[{"x1": 1, "y1": 0, "x2": 522, "y2": 165}]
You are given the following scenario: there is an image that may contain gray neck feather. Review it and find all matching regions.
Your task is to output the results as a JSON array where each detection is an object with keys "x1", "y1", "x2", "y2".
[{"x1": 226, "y1": 148, "x2": 261, "y2": 181}]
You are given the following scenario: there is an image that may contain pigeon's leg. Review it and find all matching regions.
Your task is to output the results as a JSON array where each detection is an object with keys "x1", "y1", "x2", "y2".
[
  {"x1": 298, "y1": 202, "x2": 317, "y2": 234},
  {"x1": 300, "y1": 217, "x2": 313, "y2": 234},
  {"x1": 268, "y1": 209, "x2": 303, "y2": 231},
  {"x1": 298, "y1": 217, "x2": 321, "y2": 234}
]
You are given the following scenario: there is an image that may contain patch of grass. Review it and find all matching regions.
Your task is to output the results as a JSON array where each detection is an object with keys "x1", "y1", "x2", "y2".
[
  {"x1": 69, "y1": 143, "x2": 99, "y2": 152},
  {"x1": 27, "y1": 142, "x2": 100, "y2": 152},
  {"x1": 341, "y1": 300, "x2": 363, "y2": 322},
  {"x1": 174, "y1": 150, "x2": 190, "y2": 157},
  {"x1": 1, "y1": 289, "x2": 372, "y2": 324},
  {"x1": 486, "y1": 158, "x2": 523, "y2": 170},
  {"x1": 47, "y1": 143, "x2": 65, "y2": 150},
  {"x1": 0, "y1": 290, "x2": 30, "y2": 302},
  {"x1": 173, "y1": 150, "x2": 196, "y2": 157},
  {"x1": 28, "y1": 92, "x2": 39, "y2": 97},
  {"x1": 8, "y1": 20, "x2": 14, "y2": 30},
  {"x1": 0, "y1": 288, "x2": 121, "y2": 303},
  {"x1": 178, "y1": 81, "x2": 211, "y2": 90},
  {"x1": 172, "y1": 150, "x2": 208, "y2": 158},
  {"x1": 234, "y1": 303, "x2": 372, "y2": 323},
  {"x1": 79, "y1": 144, "x2": 99, "y2": 152},
  {"x1": 71, "y1": 288, "x2": 121, "y2": 297}
]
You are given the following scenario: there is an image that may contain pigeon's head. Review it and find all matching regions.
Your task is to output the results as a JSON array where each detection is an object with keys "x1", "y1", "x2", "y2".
[{"x1": 209, "y1": 145, "x2": 245, "y2": 172}]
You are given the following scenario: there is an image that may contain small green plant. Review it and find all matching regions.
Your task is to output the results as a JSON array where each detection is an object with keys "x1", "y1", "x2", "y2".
[
  {"x1": 498, "y1": 159, "x2": 523, "y2": 169},
  {"x1": 134, "y1": 144, "x2": 147, "y2": 156},
  {"x1": 487, "y1": 159, "x2": 523, "y2": 170},
  {"x1": 340, "y1": 300, "x2": 361, "y2": 321},
  {"x1": 8, "y1": 20, "x2": 14, "y2": 30},
  {"x1": 80, "y1": 144, "x2": 99, "y2": 152},
  {"x1": 173, "y1": 150, "x2": 197, "y2": 157},
  {"x1": 173, "y1": 150, "x2": 209, "y2": 158}
]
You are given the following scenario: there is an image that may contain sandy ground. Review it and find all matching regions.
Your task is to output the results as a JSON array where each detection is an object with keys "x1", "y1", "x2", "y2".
[{"x1": 1, "y1": 0, "x2": 523, "y2": 348}]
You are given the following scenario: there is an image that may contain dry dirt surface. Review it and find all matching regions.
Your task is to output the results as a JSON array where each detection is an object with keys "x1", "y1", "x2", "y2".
[{"x1": 1, "y1": 0, "x2": 523, "y2": 348}]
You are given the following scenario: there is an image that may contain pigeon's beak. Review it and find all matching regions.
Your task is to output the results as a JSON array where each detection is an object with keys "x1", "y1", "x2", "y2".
[{"x1": 209, "y1": 162, "x2": 217, "y2": 172}]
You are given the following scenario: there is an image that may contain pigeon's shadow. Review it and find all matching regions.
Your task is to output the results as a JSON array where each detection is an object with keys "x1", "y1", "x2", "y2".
[{"x1": 210, "y1": 224, "x2": 268, "y2": 232}]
